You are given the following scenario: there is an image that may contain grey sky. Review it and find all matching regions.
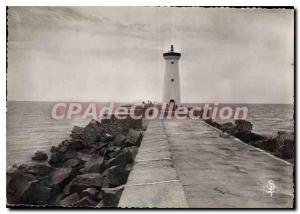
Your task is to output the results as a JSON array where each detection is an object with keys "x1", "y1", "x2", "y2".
[{"x1": 7, "y1": 7, "x2": 294, "y2": 103}]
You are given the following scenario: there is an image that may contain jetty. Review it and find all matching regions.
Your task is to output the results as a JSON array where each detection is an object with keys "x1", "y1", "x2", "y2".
[{"x1": 119, "y1": 119, "x2": 294, "y2": 208}]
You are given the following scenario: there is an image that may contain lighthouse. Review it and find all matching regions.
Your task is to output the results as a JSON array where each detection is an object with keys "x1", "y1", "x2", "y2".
[{"x1": 163, "y1": 45, "x2": 181, "y2": 106}]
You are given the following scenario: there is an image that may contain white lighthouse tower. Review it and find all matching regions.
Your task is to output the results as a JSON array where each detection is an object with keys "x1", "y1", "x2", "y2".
[{"x1": 163, "y1": 45, "x2": 181, "y2": 106}]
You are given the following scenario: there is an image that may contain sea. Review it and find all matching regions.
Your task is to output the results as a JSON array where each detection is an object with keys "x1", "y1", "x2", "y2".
[{"x1": 6, "y1": 101, "x2": 294, "y2": 168}]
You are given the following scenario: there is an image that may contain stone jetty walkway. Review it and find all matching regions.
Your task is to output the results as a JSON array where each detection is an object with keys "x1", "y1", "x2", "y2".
[{"x1": 119, "y1": 120, "x2": 294, "y2": 208}]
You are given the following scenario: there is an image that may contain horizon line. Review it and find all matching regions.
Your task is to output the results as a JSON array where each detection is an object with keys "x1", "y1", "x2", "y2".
[{"x1": 6, "y1": 100, "x2": 294, "y2": 105}]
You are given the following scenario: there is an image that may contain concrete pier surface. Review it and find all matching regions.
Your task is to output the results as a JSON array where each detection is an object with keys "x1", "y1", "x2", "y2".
[{"x1": 119, "y1": 120, "x2": 294, "y2": 208}]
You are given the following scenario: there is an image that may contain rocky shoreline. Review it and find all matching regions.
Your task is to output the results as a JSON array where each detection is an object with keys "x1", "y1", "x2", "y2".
[
  {"x1": 204, "y1": 119, "x2": 294, "y2": 163},
  {"x1": 7, "y1": 116, "x2": 144, "y2": 207},
  {"x1": 6, "y1": 114, "x2": 294, "y2": 207}
]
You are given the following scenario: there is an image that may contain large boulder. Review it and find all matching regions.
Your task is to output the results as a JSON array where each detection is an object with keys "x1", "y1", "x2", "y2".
[
  {"x1": 105, "y1": 165, "x2": 129, "y2": 186},
  {"x1": 76, "y1": 152, "x2": 93, "y2": 162},
  {"x1": 219, "y1": 122, "x2": 235, "y2": 135},
  {"x1": 106, "y1": 144, "x2": 122, "y2": 159},
  {"x1": 274, "y1": 131, "x2": 294, "y2": 159},
  {"x1": 70, "y1": 126, "x2": 85, "y2": 141},
  {"x1": 59, "y1": 193, "x2": 80, "y2": 207},
  {"x1": 101, "y1": 116, "x2": 142, "y2": 137},
  {"x1": 32, "y1": 151, "x2": 48, "y2": 161},
  {"x1": 252, "y1": 131, "x2": 294, "y2": 160},
  {"x1": 7, "y1": 168, "x2": 35, "y2": 196},
  {"x1": 50, "y1": 146, "x2": 59, "y2": 153},
  {"x1": 62, "y1": 158, "x2": 84, "y2": 169},
  {"x1": 233, "y1": 120, "x2": 253, "y2": 142},
  {"x1": 125, "y1": 146, "x2": 138, "y2": 161},
  {"x1": 248, "y1": 132, "x2": 266, "y2": 141},
  {"x1": 234, "y1": 132, "x2": 252, "y2": 142},
  {"x1": 113, "y1": 133, "x2": 127, "y2": 146},
  {"x1": 100, "y1": 186, "x2": 124, "y2": 207},
  {"x1": 253, "y1": 138, "x2": 277, "y2": 152},
  {"x1": 80, "y1": 187, "x2": 99, "y2": 201},
  {"x1": 58, "y1": 139, "x2": 86, "y2": 151},
  {"x1": 50, "y1": 167, "x2": 78, "y2": 190},
  {"x1": 64, "y1": 173, "x2": 104, "y2": 195},
  {"x1": 125, "y1": 129, "x2": 143, "y2": 146},
  {"x1": 70, "y1": 120, "x2": 103, "y2": 144},
  {"x1": 7, "y1": 167, "x2": 19, "y2": 187},
  {"x1": 19, "y1": 181, "x2": 52, "y2": 205},
  {"x1": 49, "y1": 152, "x2": 66, "y2": 166},
  {"x1": 67, "y1": 139, "x2": 85, "y2": 151},
  {"x1": 74, "y1": 196, "x2": 97, "y2": 207},
  {"x1": 49, "y1": 149, "x2": 77, "y2": 167},
  {"x1": 83, "y1": 120, "x2": 103, "y2": 144},
  {"x1": 82, "y1": 156, "x2": 105, "y2": 174},
  {"x1": 235, "y1": 120, "x2": 253, "y2": 134},
  {"x1": 105, "y1": 150, "x2": 132, "y2": 169},
  {"x1": 7, "y1": 171, "x2": 52, "y2": 205},
  {"x1": 18, "y1": 163, "x2": 53, "y2": 177},
  {"x1": 58, "y1": 141, "x2": 69, "y2": 152}
]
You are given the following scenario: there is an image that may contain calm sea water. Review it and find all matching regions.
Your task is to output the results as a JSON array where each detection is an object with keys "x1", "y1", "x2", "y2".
[{"x1": 6, "y1": 101, "x2": 294, "y2": 167}]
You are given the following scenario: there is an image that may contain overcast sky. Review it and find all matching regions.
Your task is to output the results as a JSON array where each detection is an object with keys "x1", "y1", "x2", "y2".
[{"x1": 7, "y1": 7, "x2": 294, "y2": 103}]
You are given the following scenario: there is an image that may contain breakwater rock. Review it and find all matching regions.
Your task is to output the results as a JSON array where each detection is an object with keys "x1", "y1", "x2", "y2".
[
  {"x1": 7, "y1": 118, "x2": 143, "y2": 207},
  {"x1": 205, "y1": 119, "x2": 294, "y2": 162}
]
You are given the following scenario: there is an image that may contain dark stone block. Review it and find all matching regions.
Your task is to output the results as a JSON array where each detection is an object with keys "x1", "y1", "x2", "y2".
[{"x1": 32, "y1": 151, "x2": 48, "y2": 161}]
